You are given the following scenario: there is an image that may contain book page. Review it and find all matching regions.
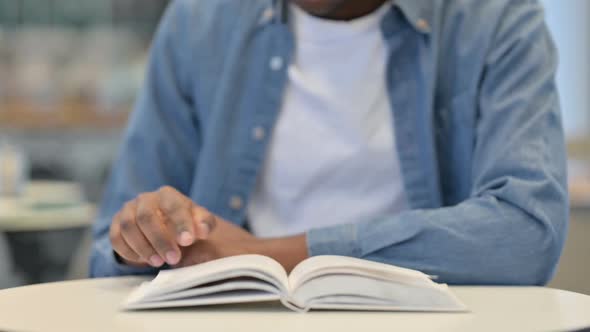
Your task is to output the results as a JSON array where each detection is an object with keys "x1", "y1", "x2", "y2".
[
  {"x1": 136, "y1": 255, "x2": 289, "y2": 300},
  {"x1": 289, "y1": 256, "x2": 432, "y2": 291},
  {"x1": 289, "y1": 274, "x2": 467, "y2": 312},
  {"x1": 125, "y1": 290, "x2": 281, "y2": 310},
  {"x1": 129, "y1": 278, "x2": 282, "y2": 303}
]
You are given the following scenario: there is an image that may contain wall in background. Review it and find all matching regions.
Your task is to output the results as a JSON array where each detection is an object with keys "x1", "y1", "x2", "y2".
[{"x1": 542, "y1": 0, "x2": 590, "y2": 139}]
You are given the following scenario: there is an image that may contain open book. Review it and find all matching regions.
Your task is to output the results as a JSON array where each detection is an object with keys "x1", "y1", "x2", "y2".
[{"x1": 123, "y1": 255, "x2": 467, "y2": 312}]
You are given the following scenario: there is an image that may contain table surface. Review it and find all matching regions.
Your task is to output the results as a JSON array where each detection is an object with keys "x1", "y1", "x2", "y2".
[{"x1": 0, "y1": 277, "x2": 589, "y2": 332}]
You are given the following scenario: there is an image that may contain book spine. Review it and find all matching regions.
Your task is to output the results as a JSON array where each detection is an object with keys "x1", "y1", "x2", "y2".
[{"x1": 279, "y1": 297, "x2": 308, "y2": 313}]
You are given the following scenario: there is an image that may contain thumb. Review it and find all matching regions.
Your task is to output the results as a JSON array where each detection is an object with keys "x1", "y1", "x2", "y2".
[{"x1": 192, "y1": 206, "x2": 217, "y2": 240}]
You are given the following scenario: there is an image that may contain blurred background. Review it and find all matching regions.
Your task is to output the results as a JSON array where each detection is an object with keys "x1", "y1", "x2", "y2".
[
  {"x1": 0, "y1": 1, "x2": 588, "y2": 293},
  {"x1": 0, "y1": 0, "x2": 168, "y2": 288}
]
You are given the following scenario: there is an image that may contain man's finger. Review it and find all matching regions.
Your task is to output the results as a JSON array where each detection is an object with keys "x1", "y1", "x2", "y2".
[
  {"x1": 136, "y1": 193, "x2": 181, "y2": 265},
  {"x1": 192, "y1": 206, "x2": 217, "y2": 239},
  {"x1": 158, "y1": 186, "x2": 196, "y2": 246},
  {"x1": 117, "y1": 201, "x2": 163, "y2": 267},
  {"x1": 110, "y1": 215, "x2": 141, "y2": 264}
]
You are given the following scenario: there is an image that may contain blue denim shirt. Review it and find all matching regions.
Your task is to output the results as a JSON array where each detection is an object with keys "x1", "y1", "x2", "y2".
[{"x1": 90, "y1": 0, "x2": 568, "y2": 285}]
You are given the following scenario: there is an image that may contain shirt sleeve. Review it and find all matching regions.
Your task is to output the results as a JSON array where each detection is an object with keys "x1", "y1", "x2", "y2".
[
  {"x1": 89, "y1": 0, "x2": 200, "y2": 278},
  {"x1": 307, "y1": 1, "x2": 568, "y2": 285}
]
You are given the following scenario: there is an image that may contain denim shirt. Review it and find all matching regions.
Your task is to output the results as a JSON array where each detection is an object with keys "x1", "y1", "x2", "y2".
[{"x1": 90, "y1": 0, "x2": 568, "y2": 285}]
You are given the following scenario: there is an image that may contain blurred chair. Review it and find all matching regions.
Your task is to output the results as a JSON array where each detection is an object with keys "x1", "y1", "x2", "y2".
[
  {"x1": 0, "y1": 233, "x2": 24, "y2": 289},
  {"x1": 66, "y1": 228, "x2": 93, "y2": 280}
]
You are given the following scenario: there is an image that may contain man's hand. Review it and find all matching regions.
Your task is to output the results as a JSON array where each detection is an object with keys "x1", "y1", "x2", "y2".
[
  {"x1": 172, "y1": 219, "x2": 258, "y2": 267},
  {"x1": 110, "y1": 186, "x2": 309, "y2": 271},
  {"x1": 174, "y1": 219, "x2": 309, "y2": 272},
  {"x1": 109, "y1": 186, "x2": 217, "y2": 268}
]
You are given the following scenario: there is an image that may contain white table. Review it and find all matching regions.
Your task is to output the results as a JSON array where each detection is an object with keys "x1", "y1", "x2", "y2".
[
  {"x1": 0, "y1": 181, "x2": 95, "y2": 232},
  {"x1": 0, "y1": 277, "x2": 589, "y2": 332},
  {"x1": 0, "y1": 181, "x2": 95, "y2": 284}
]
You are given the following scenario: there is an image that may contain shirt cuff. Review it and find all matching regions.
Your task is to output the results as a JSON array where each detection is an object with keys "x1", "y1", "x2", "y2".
[
  {"x1": 306, "y1": 223, "x2": 361, "y2": 258},
  {"x1": 91, "y1": 235, "x2": 158, "y2": 277}
]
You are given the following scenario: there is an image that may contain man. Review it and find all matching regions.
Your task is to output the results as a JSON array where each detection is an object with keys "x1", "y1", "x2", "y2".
[{"x1": 90, "y1": 0, "x2": 568, "y2": 285}]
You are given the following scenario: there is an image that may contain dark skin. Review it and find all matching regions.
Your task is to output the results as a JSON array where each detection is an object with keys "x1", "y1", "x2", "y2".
[
  {"x1": 291, "y1": 0, "x2": 388, "y2": 21},
  {"x1": 110, "y1": 187, "x2": 308, "y2": 272},
  {"x1": 110, "y1": 0, "x2": 388, "y2": 273}
]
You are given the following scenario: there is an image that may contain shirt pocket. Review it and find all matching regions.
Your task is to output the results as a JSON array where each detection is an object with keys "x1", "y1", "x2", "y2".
[{"x1": 435, "y1": 89, "x2": 477, "y2": 204}]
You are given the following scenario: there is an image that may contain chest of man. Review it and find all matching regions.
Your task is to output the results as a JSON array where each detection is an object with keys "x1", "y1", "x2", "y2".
[{"x1": 184, "y1": 3, "x2": 482, "y2": 226}]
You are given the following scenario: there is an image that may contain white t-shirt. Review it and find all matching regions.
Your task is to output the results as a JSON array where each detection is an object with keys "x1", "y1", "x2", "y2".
[{"x1": 247, "y1": 2, "x2": 408, "y2": 238}]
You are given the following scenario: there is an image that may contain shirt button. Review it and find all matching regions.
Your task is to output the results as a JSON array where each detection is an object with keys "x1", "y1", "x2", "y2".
[
  {"x1": 416, "y1": 19, "x2": 430, "y2": 32},
  {"x1": 260, "y1": 7, "x2": 274, "y2": 23},
  {"x1": 229, "y1": 196, "x2": 243, "y2": 211},
  {"x1": 269, "y1": 56, "x2": 284, "y2": 71},
  {"x1": 252, "y1": 126, "x2": 266, "y2": 141}
]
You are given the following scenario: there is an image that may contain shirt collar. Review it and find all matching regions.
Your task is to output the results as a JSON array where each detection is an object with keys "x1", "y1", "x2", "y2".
[
  {"x1": 394, "y1": 0, "x2": 433, "y2": 34},
  {"x1": 267, "y1": 0, "x2": 432, "y2": 34}
]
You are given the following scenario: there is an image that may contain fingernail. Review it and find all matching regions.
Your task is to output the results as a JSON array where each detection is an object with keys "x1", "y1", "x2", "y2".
[
  {"x1": 197, "y1": 223, "x2": 210, "y2": 239},
  {"x1": 166, "y1": 251, "x2": 180, "y2": 265},
  {"x1": 149, "y1": 255, "x2": 164, "y2": 267},
  {"x1": 178, "y1": 231, "x2": 194, "y2": 246}
]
